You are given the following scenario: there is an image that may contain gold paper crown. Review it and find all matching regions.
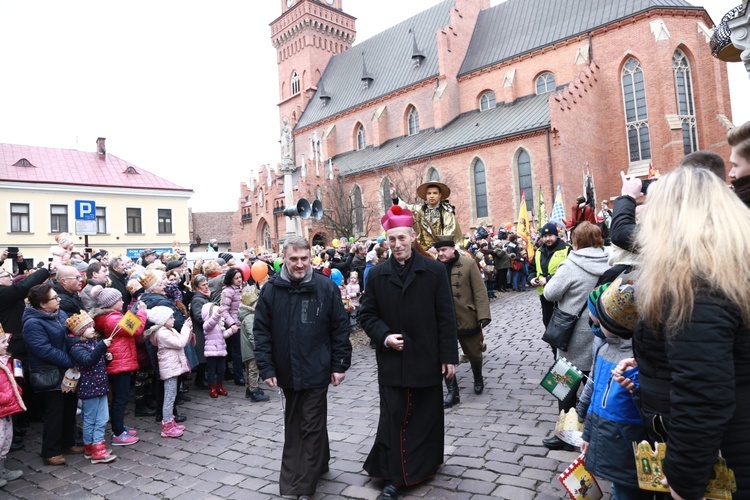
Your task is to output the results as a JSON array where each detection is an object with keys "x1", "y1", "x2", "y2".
[
  {"x1": 554, "y1": 409, "x2": 584, "y2": 447},
  {"x1": 633, "y1": 441, "x2": 736, "y2": 498},
  {"x1": 139, "y1": 269, "x2": 159, "y2": 290},
  {"x1": 65, "y1": 311, "x2": 94, "y2": 335}
]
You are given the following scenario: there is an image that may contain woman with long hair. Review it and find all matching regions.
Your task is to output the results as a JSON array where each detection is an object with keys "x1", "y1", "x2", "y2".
[{"x1": 633, "y1": 167, "x2": 750, "y2": 499}]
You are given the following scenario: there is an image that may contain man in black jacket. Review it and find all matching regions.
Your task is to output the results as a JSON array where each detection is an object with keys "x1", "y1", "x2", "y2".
[
  {"x1": 108, "y1": 257, "x2": 131, "y2": 313},
  {"x1": 52, "y1": 266, "x2": 85, "y2": 318},
  {"x1": 254, "y1": 235, "x2": 351, "y2": 499},
  {"x1": 359, "y1": 206, "x2": 458, "y2": 500}
]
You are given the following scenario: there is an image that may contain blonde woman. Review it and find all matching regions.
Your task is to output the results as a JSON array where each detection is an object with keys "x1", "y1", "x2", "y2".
[{"x1": 632, "y1": 167, "x2": 750, "y2": 499}]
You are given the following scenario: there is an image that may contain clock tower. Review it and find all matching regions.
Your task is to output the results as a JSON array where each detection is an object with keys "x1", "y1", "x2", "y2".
[{"x1": 272, "y1": 0, "x2": 355, "y2": 135}]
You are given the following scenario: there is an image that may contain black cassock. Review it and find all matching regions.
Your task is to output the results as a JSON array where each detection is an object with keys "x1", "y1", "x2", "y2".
[{"x1": 364, "y1": 384, "x2": 444, "y2": 487}]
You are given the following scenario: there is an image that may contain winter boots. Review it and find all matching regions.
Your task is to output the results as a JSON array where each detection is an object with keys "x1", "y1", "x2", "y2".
[
  {"x1": 246, "y1": 388, "x2": 269, "y2": 402},
  {"x1": 443, "y1": 375, "x2": 460, "y2": 408},
  {"x1": 471, "y1": 362, "x2": 484, "y2": 395},
  {"x1": 90, "y1": 442, "x2": 117, "y2": 464},
  {"x1": 160, "y1": 418, "x2": 184, "y2": 438},
  {"x1": 209, "y1": 384, "x2": 219, "y2": 398},
  {"x1": 216, "y1": 382, "x2": 228, "y2": 396}
]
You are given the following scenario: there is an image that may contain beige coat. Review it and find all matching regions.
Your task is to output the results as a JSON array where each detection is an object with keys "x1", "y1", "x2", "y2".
[{"x1": 445, "y1": 253, "x2": 490, "y2": 336}]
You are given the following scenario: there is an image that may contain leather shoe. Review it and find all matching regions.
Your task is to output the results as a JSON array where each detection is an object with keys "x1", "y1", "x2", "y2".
[
  {"x1": 135, "y1": 406, "x2": 157, "y2": 417},
  {"x1": 234, "y1": 378, "x2": 245, "y2": 386},
  {"x1": 379, "y1": 484, "x2": 400, "y2": 500},
  {"x1": 10, "y1": 439, "x2": 24, "y2": 452},
  {"x1": 542, "y1": 435, "x2": 575, "y2": 451},
  {"x1": 66, "y1": 445, "x2": 85, "y2": 454},
  {"x1": 43, "y1": 455, "x2": 66, "y2": 466},
  {"x1": 174, "y1": 414, "x2": 187, "y2": 423}
]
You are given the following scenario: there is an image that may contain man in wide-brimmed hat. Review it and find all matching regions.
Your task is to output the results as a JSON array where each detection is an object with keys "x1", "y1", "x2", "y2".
[{"x1": 390, "y1": 181, "x2": 462, "y2": 251}]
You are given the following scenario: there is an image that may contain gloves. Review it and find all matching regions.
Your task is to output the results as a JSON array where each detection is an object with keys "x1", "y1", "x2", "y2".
[{"x1": 479, "y1": 319, "x2": 491, "y2": 329}]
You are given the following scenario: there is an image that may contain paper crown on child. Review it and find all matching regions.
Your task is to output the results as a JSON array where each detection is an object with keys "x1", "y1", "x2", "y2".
[
  {"x1": 126, "y1": 278, "x2": 143, "y2": 296},
  {"x1": 381, "y1": 205, "x2": 414, "y2": 231},
  {"x1": 147, "y1": 306, "x2": 174, "y2": 327},
  {"x1": 65, "y1": 311, "x2": 95, "y2": 336},
  {"x1": 138, "y1": 269, "x2": 161, "y2": 290},
  {"x1": 0, "y1": 322, "x2": 8, "y2": 342},
  {"x1": 240, "y1": 285, "x2": 260, "y2": 307},
  {"x1": 554, "y1": 409, "x2": 584, "y2": 448},
  {"x1": 596, "y1": 277, "x2": 638, "y2": 339}
]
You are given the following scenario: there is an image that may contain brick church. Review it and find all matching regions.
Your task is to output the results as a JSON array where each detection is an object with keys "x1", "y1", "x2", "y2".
[{"x1": 232, "y1": 0, "x2": 733, "y2": 252}]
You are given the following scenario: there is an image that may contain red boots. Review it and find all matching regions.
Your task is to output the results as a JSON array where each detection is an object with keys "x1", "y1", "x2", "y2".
[
  {"x1": 216, "y1": 382, "x2": 228, "y2": 396},
  {"x1": 90, "y1": 442, "x2": 116, "y2": 464},
  {"x1": 209, "y1": 384, "x2": 219, "y2": 398}
]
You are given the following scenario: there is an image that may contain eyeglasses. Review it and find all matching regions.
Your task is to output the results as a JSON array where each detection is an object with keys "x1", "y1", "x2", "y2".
[
  {"x1": 46, "y1": 295, "x2": 61, "y2": 302},
  {"x1": 62, "y1": 276, "x2": 83, "y2": 281}
]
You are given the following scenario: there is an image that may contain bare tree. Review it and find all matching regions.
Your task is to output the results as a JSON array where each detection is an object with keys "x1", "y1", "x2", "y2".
[{"x1": 311, "y1": 175, "x2": 379, "y2": 240}]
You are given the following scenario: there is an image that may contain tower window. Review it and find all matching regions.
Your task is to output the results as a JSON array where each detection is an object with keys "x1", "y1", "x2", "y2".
[{"x1": 291, "y1": 71, "x2": 300, "y2": 95}]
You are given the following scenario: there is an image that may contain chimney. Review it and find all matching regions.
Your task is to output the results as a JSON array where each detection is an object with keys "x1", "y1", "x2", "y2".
[{"x1": 96, "y1": 137, "x2": 106, "y2": 157}]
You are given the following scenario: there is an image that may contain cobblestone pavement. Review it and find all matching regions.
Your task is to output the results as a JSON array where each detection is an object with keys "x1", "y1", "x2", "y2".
[{"x1": 4, "y1": 290, "x2": 613, "y2": 499}]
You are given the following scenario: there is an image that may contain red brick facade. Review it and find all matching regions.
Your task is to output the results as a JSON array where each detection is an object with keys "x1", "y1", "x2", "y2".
[{"x1": 232, "y1": 0, "x2": 733, "y2": 252}]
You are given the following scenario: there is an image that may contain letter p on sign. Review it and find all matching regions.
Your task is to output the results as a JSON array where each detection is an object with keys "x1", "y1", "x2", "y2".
[{"x1": 75, "y1": 200, "x2": 96, "y2": 221}]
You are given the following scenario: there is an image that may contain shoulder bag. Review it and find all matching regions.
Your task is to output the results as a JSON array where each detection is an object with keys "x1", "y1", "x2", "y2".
[
  {"x1": 542, "y1": 300, "x2": 588, "y2": 351},
  {"x1": 30, "y1": 365, "x2": 62, "y2": 392}
]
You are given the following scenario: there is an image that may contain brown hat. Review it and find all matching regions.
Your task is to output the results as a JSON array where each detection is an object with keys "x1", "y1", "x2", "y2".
[
  {"x1": 66, "y1": 311, "x2": 95, "y2": 336},
  {"x1": 416, "y1": 181, "x2": 451, "y2": 200}
]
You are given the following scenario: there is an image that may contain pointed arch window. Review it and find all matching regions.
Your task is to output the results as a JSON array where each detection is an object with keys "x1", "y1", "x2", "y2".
[
  {"x1": 535, "y1": 72, "x2": 556, "y2": 94},
  {"x1": 356, "y1": 124, "x2": 366, "y2": 150},
  {"x1": 407, "y1": 106, "x2": 420, "y2": 136},
  {"x1": 291, "y1": 71, "x2": 300, "y2": 95},
  {"x1": 673, "y1": 49, "x2": 698, "y2": 155},
  {"x1": 352, "y1": 186, "x2": 364, "y2": 235},
  {"x1": 517, "y1": 150, "x2": 534, "y2": 211},
  {"x1": 479, "y1": 91, "x2": 496, "y2": 111},
  {"x1": 381, "y1": 177, "x2": 391, "y2": 211},
  {"x1": 473, "y1": 159, "x2": 488, "y2": 219},
  {"x1": 621, "y1": 57, "x2": 651, "y2": 162}
]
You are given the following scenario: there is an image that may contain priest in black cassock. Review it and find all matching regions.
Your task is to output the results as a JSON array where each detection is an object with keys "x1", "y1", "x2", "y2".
[{"x1": 359, "y1": 205, "x2": 459, "y2": 500}]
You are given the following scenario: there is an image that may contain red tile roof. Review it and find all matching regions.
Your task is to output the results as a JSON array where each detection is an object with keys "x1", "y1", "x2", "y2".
[{"x1": 0, "y1": 142, "x2": 191, "y2": 192}]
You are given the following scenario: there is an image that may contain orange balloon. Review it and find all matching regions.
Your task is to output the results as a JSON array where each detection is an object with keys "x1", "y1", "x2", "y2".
[{"x1": 250, "y1": 261, "x2": 268, "y2": 282}]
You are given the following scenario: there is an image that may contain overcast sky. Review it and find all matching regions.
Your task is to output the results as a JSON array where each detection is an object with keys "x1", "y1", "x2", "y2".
[{"x1": 0, "y1": 0, "x2": 746, "y2": 212}]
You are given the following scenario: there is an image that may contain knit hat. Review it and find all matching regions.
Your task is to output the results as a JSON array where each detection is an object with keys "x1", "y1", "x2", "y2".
[
  {"x1": 381, "y1": 205, "x2": 414, "y2": 231},
  {"x1": 240, "y1": 285, "x2": 260, "y2": 307},
  {"x1": 596, "y1": 277, "x2": 638, "y2": 339},
  {"x1": 215, "y1": 258, "x2": 226, "y2": 266},
  {"x1": 166, "y1": 260, "x2": 183, "y2": 272},
  {"x1": 540, "y1": 223, "x2": 558, "y2": 236},
  {"x1": 139, "y1": 269, "x2": 161, "y2": 290},
  {"x1": 91, "y1": 285, "x2": 122, "y2": 309},
  {"x1": 147, "y1": 306, "x2": 174, "y2": 327},
  {"x1": 126, "y1": 278, "x2": 143, "y2": 296},
  {"x1": 66, "y1": 310, "x2": 95, "y2": 336},
  {"x1": 587, "y1": 283, "x2": 610, "y2": 320},
  {"x1": 219, "y1": 253, "x2": 235, "y2": 265},
  {"x1": 366, "y1": 250, "x2": 378, "y2": 263}
]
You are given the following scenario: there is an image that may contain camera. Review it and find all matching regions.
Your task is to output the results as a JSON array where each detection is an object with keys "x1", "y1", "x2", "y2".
[{"x1": 7, "y1": 246, "x2": 19, "y2": 260}]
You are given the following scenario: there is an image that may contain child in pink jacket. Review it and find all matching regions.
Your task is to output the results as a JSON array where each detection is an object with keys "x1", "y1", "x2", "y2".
[
  {"x1": 145, "y1": 307, "x2": 191, "y2": 439},
  {"x1": 0, "y1": 324, "x2": 25, "y2": 487},
  {"x1": 202, "y1": 303, "x2": 234, "y2": 398}
]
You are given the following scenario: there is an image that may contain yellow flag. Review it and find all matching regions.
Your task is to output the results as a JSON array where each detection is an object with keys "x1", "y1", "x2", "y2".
[
  {"x1": 117, "y1": 311, "x2": 142, "y2": 336},
  {"x1": 518, "y1": 192, "x2": 535, "y2": 260},
  {"x1": 538, "y1": 186, "x2": 548, "y2": 229}
]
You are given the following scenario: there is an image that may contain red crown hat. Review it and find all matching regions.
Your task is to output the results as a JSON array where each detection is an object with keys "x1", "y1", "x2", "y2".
[{"x1": 381, "y1": 205, "x2": 414, "y2": 231}]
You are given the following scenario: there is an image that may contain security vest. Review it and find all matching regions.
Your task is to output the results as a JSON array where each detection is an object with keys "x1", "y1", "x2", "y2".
[{"x1": 534, "y1": 243, "x2": 570, "y2": 295}]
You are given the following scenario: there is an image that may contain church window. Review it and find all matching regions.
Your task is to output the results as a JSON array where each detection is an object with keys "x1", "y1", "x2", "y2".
[
  {"x1": 535, "y1": 72, "x2": 556, "y2": 94},
  {"x1": 381, "y1": 177, "x2": 391, "y2": 211},
  {"x1": 473, "y1": 159, "x2": 488, "y2": 218},
  {"x1": 291, "y1": 71, "x2": 300, "y2": 95},
  {"x1": 517, "y1": 150, "x2": 533, "y2": 211},
  {"x1": 426, "y1": 167, "x2": 440, "y2": 182},
  {"x1": 479, "y1": 91, "x2": 496, "y2": 111},
  {"x1": 353, "y1": 185, "x2": 364, "y2": 235},
  {"x1": 621, "y1": 57, "x2": 651, "y2": 162},
  {"x1": 356, "y1": 124, "x2": 366, "y2": 150},
  {"x1": 673, "y1": 49, "x2": 698, "y2": 155},
  {"x1": 407, "y1": 106, "x2": 419, "y2": 136},
  {"x1": 262, "y1": 223, "x2": 272, "y2": 252}
]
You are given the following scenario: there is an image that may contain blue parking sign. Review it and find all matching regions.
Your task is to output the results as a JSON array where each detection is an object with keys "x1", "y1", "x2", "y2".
[{"x1": 75, "y1": 200, "x2": 96, "y2": 221}]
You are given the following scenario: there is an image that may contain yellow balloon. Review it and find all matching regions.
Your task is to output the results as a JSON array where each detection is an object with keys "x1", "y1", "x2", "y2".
[
  {"x1": 331, "y1": 239, "x2": 339, "y2": 247},
  {"x1": 381, "y1": 231, "x2": 386, "y2": 237}
]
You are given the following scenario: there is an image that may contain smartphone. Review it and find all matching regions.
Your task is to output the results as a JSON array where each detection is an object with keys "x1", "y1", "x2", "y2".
[
  {"x1": 7, "y1": 246, "x2": 18, "y2": 259},
  {"x1": 641, "y1": 178, "x2": 656, "y2": 196}
]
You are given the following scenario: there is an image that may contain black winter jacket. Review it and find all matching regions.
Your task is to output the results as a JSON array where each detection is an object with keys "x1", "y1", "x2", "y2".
[
  {"x1": 610, "y1": 195, "x2": 637, "y2": 252},
  {"x1": 0, "y1": 268, "x2": 50, "y2": 359},
  {"x1": 633, "y1": 294, "x2": 750, "y2": 499},
  {"x1": 53, "y1": 282, "x2": 85, "y2": 319},
  {"x1": 253, "y1": 270, "x2": 351, "y2": 391},
  {"x1": 359, "y1": 251, "x2": 458, "y2": 388}
]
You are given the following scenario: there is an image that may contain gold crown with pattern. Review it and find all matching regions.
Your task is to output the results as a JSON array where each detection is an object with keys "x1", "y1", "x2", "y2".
[
  {"x1": 65, "y1": 311, "x2": 94, "y2": 336},
  {"x1": 554, "y1": 409, "x2": 584, "y2": 447},
  {"x1": 633, "y1": 441, "x2": 736, "y2": 498}
]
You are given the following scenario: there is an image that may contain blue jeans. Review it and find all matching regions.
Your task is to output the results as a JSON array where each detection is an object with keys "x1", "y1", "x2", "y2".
[
  {"x1": 81, "y1": 395, "x2": 109, "y2": 445},
  {"x1": 108, "y1": 372, "x2": 131, "y2": 436}
]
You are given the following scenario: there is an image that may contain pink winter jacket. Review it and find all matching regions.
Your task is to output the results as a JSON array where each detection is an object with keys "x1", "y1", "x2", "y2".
[
  {"x1": 202, "y1": 302, "x2": 232, "y2": 358},
  {"x1": 221, "y1": 285, "x2": 241, "y2": 328},
  {"x1": 149, "y1": 323, "x2": 191, "y2": 380},
  {"x1": 0, "y1": 357, "x2": 26, "y2": 419}
]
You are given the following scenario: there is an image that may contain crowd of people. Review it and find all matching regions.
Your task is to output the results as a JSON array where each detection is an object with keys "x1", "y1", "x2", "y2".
[{"x1": 0, "y1": 122, "x2": 749, "y2": 499}]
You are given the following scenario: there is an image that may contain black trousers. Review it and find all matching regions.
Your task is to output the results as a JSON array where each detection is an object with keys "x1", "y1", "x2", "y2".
[
  {"x1": 41, "y1": 390, "x2": 77, "y2": 458},
  {"x1": 539, "y1": 295, "x2": 557, "y2": 357},
  {"x1": 279, "y1": 386, "x2": 330, "y2": 496}
]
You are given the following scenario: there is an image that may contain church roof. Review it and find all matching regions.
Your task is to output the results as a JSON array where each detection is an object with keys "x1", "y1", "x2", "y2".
[
  {"x1": 459, "y1": 0, "x2": 702, "y2": 76},
  {"x1": 0, "y1": 142, "x2": 190, "y2": 192},
  {"x1": 333, "y1": 91, "x2": 550, "y2": 175},
  {"x1": 295, "y1": 0, "x2": 455, "y2": 130}
]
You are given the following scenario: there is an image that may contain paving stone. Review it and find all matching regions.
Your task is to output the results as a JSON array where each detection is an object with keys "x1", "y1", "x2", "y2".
[{"x1": 491, "y1": 484, "x2": 536, "y2": 499}]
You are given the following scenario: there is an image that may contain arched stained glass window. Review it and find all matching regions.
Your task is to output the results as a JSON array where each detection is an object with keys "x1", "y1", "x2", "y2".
[
  {"x1": 517, "y1": 150, "x2": 534, "y2": 211},
  {"x1": 621, "y1": 57, "x2": 651, "y2": 162},
  {"x1": 474, "y1": 159, "x2": 488, "y2": 219},
  {"x1": 673, "y1": 49, "x2": 698, "y2": 155}
]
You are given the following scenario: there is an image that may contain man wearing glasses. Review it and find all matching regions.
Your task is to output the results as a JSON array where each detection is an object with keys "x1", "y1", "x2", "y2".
[{"x1": 52, "y1": 266, "x2": 85, "y2": 318}]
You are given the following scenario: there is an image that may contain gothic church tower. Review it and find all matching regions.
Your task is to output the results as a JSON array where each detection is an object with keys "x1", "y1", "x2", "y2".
[{"x1": 272, "y1": 0, "x2": 356, "y2": 131}]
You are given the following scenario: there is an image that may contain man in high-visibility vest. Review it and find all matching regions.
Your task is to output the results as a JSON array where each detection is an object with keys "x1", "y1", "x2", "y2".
[{"x1": 528, "y1": 223, "x2": 570, "y2": 355}]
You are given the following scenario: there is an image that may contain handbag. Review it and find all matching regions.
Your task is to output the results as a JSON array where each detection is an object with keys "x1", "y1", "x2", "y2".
[
  {"x1": 542, "y1": 301, "x2": 588, "y2": 351},
  {"x1": 29, "y1": 365, "x2": 61, "y2": 392}
]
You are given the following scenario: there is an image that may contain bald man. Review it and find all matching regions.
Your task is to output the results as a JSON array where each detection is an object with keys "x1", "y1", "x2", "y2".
[{"x1": 53, "y1": 266, "x2": 85, "y2": 317}]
